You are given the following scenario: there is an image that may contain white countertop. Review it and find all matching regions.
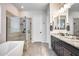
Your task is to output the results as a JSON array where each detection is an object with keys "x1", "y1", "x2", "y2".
[{"x1": 51, "y1": 33, "x2": 79, "y2": 49}]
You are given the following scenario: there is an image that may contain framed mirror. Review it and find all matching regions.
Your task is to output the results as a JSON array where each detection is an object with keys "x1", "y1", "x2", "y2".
[
  {"x1": 54, "y1": 16, "x2": 59, "y2": 30},
  {"x1": 60, "y1": 16, "x2": 66, "y2": 29}
]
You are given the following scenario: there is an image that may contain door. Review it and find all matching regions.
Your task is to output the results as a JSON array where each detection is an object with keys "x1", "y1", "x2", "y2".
[
  {"x1": 32, "y1": 14, "x2": 46, "y2": 42},
  {"x1": 40, "y1": 16, "x2": 43, "y2": 42},
  {"x1": 39, "y1": 15, "x2": 44, "y2": 42},
  {"x1": 32, "y1": 15, "x2": 43, "y2": 42},
  {"x1": 41, "y1": 15, "x2": 47, "y2": 42},
  {"x1": 73, "y1": 18, "x2": 79, "y2": 36},
  {"x1": 38, "y1": 15, "x2": 46, "y2": 42}
]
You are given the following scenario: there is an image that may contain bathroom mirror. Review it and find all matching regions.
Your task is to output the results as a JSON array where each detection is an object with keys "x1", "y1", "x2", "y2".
[
  {"x1": 54, "y1": 16, "x2": 59, "y2": 30},
  {"x1": 60, "y1": 16, "x2": 66, "y2": 29}
]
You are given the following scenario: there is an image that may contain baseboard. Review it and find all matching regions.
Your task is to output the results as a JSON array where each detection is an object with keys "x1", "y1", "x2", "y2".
[{"x1": 32, "y1": 40, "x2": 48, "y2": 43}]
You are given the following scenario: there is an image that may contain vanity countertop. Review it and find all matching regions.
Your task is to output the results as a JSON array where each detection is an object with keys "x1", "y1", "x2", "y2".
[{"x1": 51, "y1": 33, "x2": 79, "y2": 49}]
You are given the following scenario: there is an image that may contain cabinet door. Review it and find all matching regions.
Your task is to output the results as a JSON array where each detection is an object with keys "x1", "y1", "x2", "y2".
[
  {"x1": 54, "y1": 40, "x2": 64, "y2": 56},
  {"x1": 55, "y1": 43, "x2": 60, "y2": 55},
  {"x1": 51, "y1": 40, "x2": 55, "y2": 50},
  {"x1": 70, "y1": 53, "x2": 76, "y2": 56},
  {"x1": 59, "y1": 41, "x2": 64, "y2": 56},
  {"x1": 63, "y1": 48, "x2": 71, "y2": 56},
  {"x1": 59, "y1": 46, "x2": 64, "y2": 56},
  {"x1": 57, "y1": 41, "x2": 64, "y2": 56},
  {"x1": 51, "y1": 36, "x2": 56, "y2": 50}
]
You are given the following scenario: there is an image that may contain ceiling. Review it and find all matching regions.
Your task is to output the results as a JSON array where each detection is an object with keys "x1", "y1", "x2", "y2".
[
  {"x1": 12, "y1": 3, "x2": 48, "y2": 11},
  {"x1": 70, "y1": 3, "x2": 79, "y2": 11},
  {"x1": 50, "y1": 3, "x2": 65, "y2": 10}
]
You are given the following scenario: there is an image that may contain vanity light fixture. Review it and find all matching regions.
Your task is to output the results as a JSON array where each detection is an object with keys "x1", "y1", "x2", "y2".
[
  {"x1": 59, "y1": 3, "x2": 74, "y2": 13},
  {"x1": 59, "y1": 7, "x2": 64, "y2": 13},
  {"x1": 63, "y1": 3, "x2": 73, "y2": 10}
]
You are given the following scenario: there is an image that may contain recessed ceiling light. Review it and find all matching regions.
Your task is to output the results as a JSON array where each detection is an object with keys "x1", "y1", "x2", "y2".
[{"x1": 21, "y1": 5, "x2": 24, "y2": 9}]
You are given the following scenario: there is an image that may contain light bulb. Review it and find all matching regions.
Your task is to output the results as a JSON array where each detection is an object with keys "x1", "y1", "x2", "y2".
[{"x1": 21, "y1": 5, "x2": 24, "y2": 9}]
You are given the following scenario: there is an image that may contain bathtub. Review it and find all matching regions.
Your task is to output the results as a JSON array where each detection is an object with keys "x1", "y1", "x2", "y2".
[{"x1": 0, "y1": 41, "x2": 24, "y2": 56}]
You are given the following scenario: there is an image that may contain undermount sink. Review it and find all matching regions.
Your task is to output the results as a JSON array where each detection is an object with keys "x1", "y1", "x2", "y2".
[
  {"x1": 58, "y1": 33, "x2": 65, "y2": 36},
  {"x1": 51, "y1": 33, "x2": 79, "y2": 41},
  {"x1": 65, "y1": 36, "x2": 76, "y2": 39},
  {"x1": 65, "y1": 36, "x2": 79, "y2": 40}
]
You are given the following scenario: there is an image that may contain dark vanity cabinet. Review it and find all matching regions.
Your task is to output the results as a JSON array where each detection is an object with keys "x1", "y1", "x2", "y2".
[{"x1": 51, "y1": 36, "x2": 79, "y2": 56}]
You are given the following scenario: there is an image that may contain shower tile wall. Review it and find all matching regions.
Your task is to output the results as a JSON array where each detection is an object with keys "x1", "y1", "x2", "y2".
[{"x1": 6, "y1": 16, "x2": 26, "y2": 41}]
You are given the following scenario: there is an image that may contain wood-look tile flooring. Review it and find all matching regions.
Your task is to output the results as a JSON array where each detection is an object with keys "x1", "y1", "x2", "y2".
[{"x1": 23, "y1": 42, "x2": 57, "y2": 56}]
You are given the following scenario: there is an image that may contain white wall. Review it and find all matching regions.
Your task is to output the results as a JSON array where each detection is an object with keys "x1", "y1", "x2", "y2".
[
  {"x1": 20, "y1": 10, "x2": 47, "y2": 43},
  {"x1": 0, "y1": 4, "x2": 6, "y2": 43},
  {"x1": 46, "y1": 4, "x2": 51, "y2": 48},
  {"x1": 5, "y1": 4, "x2": 19, "y2": 16},
  {"x1": 0, "y1": 5, "x2": 1, "y2": 33},
  {"x1": 68, "y1": 10, "x2": 79, "y2": 35},
  {"x1": 0, "y1": 3, "x2": 20, "y2": 43}
]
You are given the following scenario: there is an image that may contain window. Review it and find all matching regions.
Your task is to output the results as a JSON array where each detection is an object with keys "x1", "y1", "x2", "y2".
[{"x1": 10, "y1": 17, "x2": 20, "y2": 33}]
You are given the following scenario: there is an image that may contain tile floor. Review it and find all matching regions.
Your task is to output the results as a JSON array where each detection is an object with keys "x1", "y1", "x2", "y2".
[{"x1": 23, "y1": 42, "x2": 57, "y2": 56}]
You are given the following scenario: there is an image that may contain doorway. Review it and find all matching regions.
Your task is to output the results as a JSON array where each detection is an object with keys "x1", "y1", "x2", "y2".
[{"x1": 73, "y1": 18, "x2": 79, "y2": 36}]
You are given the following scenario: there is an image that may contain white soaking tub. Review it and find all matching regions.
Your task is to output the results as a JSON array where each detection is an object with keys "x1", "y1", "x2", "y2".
[{"x1": 0, "y1": 41, "x2": 24, "y2": 56}]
